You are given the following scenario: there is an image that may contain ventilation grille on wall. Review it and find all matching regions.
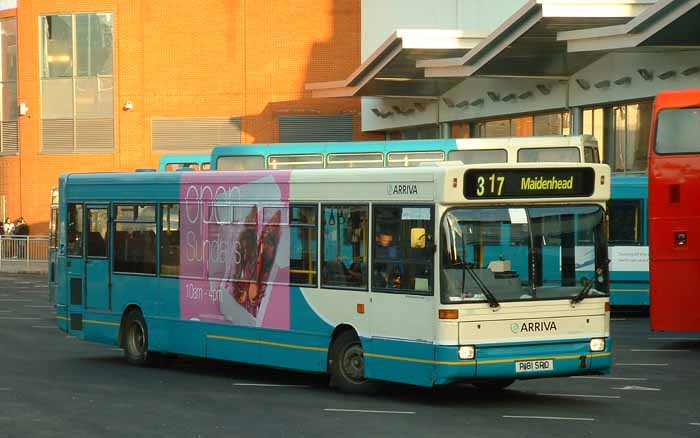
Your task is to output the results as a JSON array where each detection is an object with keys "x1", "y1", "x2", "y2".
[
  {"x1": 152, "y1": 117, "x2": 242, "y2": 151},
  {"x1": 0, "y1": 121, "x2": 18, "y2": 154},
  {"x1": 278, "y1": 115, "x2": 353, "y2": 143}
]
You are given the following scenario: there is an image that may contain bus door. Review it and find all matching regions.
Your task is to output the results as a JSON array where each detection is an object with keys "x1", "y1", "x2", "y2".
[
  {"x1": 65, "y1": 203, "x2": 86, "y2": 335},
  {"x1": 48, "y1": 203, "x2": 58, "y2": 306},
  {"x1": 85, "y1": 205, "x2": 111, "y2": 310},
  {"x1": 366, "y1": 205, "x2": 435, "y2": 386}
]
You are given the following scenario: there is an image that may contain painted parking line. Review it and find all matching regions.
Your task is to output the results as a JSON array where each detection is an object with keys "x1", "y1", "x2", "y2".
[
  {"x1": 0, "y1": 299, "x2": 32, "y2": 302},
  {"x1": 630, "y1": 349, "x2": 689, "y2": 352},
  {"x1": 537, "y1": 393, "x2": 621, "y2": 399},
  {"x1": 648, "y1": 337, "x2": 700, "y2": 341},
  {"x1": 690, "y1": 423, "x2": 700, "y2": 426},
  {"x1": 613, "y1": 386, "x2": 660, "y2": 391},
  {"x1": 234, "y1": 383, "x2": 309, "y2": 388},
  {"x1": 0, "y1": 387, "x2": 10, "y2": 391},
  {"x1": 502, "y1": 415, "x2": 594, "y2": 422},
  {"x1": 0, "y1": 310, "x2": 11, "y2": 313},
  {"x1": 571, "y1": 376, "x2": 647, "y2": 381},
  {"x1": 0, "y1": 317, "x2": 41, "y2": 320},
  {"x1": 615, "y1": 363, "x2": 669, "y2": 366},
  {"x1": 24, "y1": 305, "x2": 52, "y2": 309},
  {"x1": 32, "y1": 326, "x2": 57, "y2": 329},
  {"x1": 324, "y1": 409, "x2": 415, "y2": 415}
]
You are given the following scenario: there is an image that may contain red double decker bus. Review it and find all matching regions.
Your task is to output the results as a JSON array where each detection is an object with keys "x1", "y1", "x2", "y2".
[{"x1": 649, "y1": 89, "x2": 700, "y2": 332}]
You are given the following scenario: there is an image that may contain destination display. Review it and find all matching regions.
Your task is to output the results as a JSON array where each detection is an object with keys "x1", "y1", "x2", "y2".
[{"x1": 463, "y1": 168, "x2": 595, "y2": 199}]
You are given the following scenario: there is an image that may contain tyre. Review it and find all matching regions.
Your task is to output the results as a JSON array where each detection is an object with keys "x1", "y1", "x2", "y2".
[
  {"x1": 473, "y1": 379, "x2": 515, "y2": 391},
  {"x1": 122, "y1": 308, "x2": 157, "y2": 367},
  {"x1": 328, "y1": 331, "x2": 376, "y2": 394}
]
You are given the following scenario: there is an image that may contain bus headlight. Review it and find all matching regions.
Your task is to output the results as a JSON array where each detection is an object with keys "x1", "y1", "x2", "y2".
[
  {"x1": 589, "y1": 338, "x2": 605, "y2": 352},
  {"x1": 458, "y1": 345, "x2": 475, "y2": 360}
]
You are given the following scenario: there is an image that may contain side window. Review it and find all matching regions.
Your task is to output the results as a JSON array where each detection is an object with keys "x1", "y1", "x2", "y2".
[
  {"x1": 608, "y1": 199, "x2": 643, "y2": 245},
  {"x1": 160, "y1": 203, "x2": 180, "y2": 276},
  {"x1": 321, "y1": 204, "x2": 368, "y2": 289},
  {"x1": 67, "y1": 203, "x2": 83, "y2": 256},
  {"x1": 86, "y1": 207, "x2": 109, "y2": 257},
  {"x1": 290, "y1": 205, "x2": 318, "y2": 286},
  {"x1": 114, "y1": 204, "x2": 157, "y2": 275},
  {"x1": 50, "y1": 207, "x2": 58, "y2": 249},
  {"x1": 372, "y1": 205, "x2": 434, "y2": 294}
]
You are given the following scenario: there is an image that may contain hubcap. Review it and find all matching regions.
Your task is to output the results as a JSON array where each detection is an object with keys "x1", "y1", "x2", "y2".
[
  {"x1": 340, "y1": 343, "x2": 366, "y2": 383},
  {"x1": 127, "y1": 320, "x2": 145, "y2": 356}
]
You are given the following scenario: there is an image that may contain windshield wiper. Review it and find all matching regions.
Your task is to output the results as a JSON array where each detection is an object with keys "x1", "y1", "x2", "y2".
[
  {"x1": 571, "y1": 278, "x2": 594, "y2": 305},
  {"x1": 459, "y1": 262, "x2": 500, "y2": 309}
]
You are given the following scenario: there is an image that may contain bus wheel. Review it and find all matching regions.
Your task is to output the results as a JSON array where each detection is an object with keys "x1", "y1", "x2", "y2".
[
  {"x1": 329, "y1": 331, "x2": 375, "y2": 394},
  {"x1": 123, "y1": 309, "x2": 156, "y2": 366},
  {"x1": 473, "y1": 379, "x2": 515, "y2": 391}
]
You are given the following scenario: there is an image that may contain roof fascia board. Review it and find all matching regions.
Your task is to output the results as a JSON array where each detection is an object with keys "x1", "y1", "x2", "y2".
[{"x1": 561, "y1": 0, "x2": 700, "y2": 53}]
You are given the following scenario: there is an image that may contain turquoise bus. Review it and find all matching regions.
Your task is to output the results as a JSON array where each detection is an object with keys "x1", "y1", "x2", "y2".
[
  {"x1": 210, "y1": 137, "x2": 648, "y2": 306},
  {"x1": 159, "y1": 154, "x2": 210, "y2": 172},
  {"x1": 53, "y1": 162, "x2": 612, "y2": 391}
]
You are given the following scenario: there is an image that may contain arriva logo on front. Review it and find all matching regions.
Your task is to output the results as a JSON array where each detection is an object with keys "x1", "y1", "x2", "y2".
[{"x1": 510, "y1": 321, "x2": 558, "y2": 333}]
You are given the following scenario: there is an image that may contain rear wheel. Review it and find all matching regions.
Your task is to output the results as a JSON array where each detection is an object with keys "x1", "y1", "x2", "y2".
[
  {"x1": 473, "y1": 379, "x2": 515, "y2": 391},
  {"x1": 122, "y1": 308, "x2": 157, "y2": 366},
  {"x1": 329, "y1": 331, "x2": 376, "y2": 394}
]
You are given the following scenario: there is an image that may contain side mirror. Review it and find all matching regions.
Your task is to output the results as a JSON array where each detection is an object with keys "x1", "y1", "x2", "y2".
[{"x1": 410, "y1": 228, "x2": 426, "y2": 249}]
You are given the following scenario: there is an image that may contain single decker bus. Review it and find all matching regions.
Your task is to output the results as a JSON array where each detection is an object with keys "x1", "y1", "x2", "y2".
[{"x1": 53, "y1": 161, "x2": 612, "y2": 391}]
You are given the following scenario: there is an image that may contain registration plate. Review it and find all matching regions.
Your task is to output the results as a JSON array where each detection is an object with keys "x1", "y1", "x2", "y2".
[{"x1": 515, "y1": 359, "x2": 553, "y2": 373}]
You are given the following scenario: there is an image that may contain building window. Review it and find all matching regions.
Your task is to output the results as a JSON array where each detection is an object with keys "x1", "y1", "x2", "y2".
[
  {"x1": 0, "y1": 18, "x2": 18, "y2": 155},
  {"x1": 473, "y1": 111, "x2": 569, "y2": 138},
  {"x1": 613, "y1": 102, "x2": 652, "y2": 173},
  {"x1": 583, "y1": 107, "x2": 605, "y2": 162},
  {"x1": 40, "y1": 14, "x2": 114, "y2": 153}
]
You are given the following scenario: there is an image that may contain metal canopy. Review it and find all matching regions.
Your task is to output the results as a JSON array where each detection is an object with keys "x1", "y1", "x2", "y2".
[
  {"x1": 306, "y1": 30, "x2": 484, "y2": 98},
  {"x1": 419, "y1": 0, "x2": 654, "y2": 79},
  {"x1": 560, "y1": 0, "x2": 700, "y2": 53}
]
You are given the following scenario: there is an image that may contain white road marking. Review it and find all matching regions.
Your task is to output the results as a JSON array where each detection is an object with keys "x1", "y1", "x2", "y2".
[
  {"x1": 0, "y1": 310, "x2": 11, "y2": 313},
  {"x1": 648, "y1": 337, "x2": 700, "y2": 341},
  {"x1": 0, "y1": 299, "x2": 32, "y2": 302},
  {"x1": 502, "y1": 415, "x2": 594, "y2": 422},
  {"x1": 0, "y1": 317, "x2": 41, "y2": 320},
  {"x1": 630, "y1": 349, "x2": 689, "y2": 352},
  {"x1": 108, "y1": 348, "x2": 124, "y2": 351},
  {"x1": 613, "y1": 386, "x2": 661, "y2": 391},
  {"x1": 24, "y1": 305, "x2": 52, "y2": 309},
  {"x1": 32, "y1": 326, "x2": 57, "y2": 329},
  {"x1": 616, "y1": 363, "x2": 668, "y2": 366},
  {"x1": 571, "y1": 376, "x2": 647, "y2": 381},
  {"x1": 690, "y1": 423, "x2": 700, "y2": 426},
  {"x1": 537, "y1": 393, "x2": 621, "y2": 399},
  {"x1": 0, "y1": 388, "x2": 10, "y2": 391},
  {"x1": 324, "y1": 409, "x2": 415, "y2": 415},
  {"x1": 234, "y1": 383, "x2": 308, "y2": 388}
]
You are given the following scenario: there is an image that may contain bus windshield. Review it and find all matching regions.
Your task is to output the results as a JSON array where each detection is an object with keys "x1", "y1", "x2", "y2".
[
  {"x1": 440, "y1": 205, "x2": 607, "y2": 304},
  {"x1": 655, "y1": 107, "x2": 700, "y2": 154}
]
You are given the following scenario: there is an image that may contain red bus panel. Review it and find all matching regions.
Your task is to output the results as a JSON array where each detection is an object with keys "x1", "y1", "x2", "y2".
[{"x1": 648, "y1": 89, "x2": 700, "y2": 332}]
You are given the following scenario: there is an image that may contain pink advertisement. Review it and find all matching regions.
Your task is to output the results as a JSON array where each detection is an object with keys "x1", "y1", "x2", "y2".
[{"x1": 180, "y1": 171, "x2": 291, "y2": 330}]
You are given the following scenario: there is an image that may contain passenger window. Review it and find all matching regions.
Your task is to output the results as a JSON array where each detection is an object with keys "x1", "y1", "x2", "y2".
[
  {"x1": 372, "y1": 205, "x2": 434, "y2": 294},
  {"x1": 67, "y1": 204, "x2": 83, "y2": 257},
  {"x1": 290, "y1": 205, "x2": 318, "y2": 286},
  {"x1": 216, "y1": 155, "x2": 265, "y2": 171},
  {"x1": 327, "y1": 153, "x2": 384, "y2": 168},
  {"x1": 86, "y1": 207, "x2": 109, "y2": 258},
  {"x1": 269, "y1": 154, "x2": 324, "y2": 169},
  {"x1": 448, "y1": 149, "x2": 507, "y2": 164},
  {"x1": 387, "y1": 151, "x2": 444, "y2": 167},
  {"x1": 114, "y1": 204, "x2": 157, "y2": 275},
  {"x1": 201, "y1": 163, "x2": 211, "y2": 171},
  {"x1": 608, "y1": 199, "x2": 643, "y2": 245},
  {"x1": 321, "y1": 205, "x2": 368, "y2": 289},
  {"x1": 160, "y1": 203, "x2": 180, "y2": 276},
  {"x1": 517, "y1": 147, "x2": 580, "y2": 163}
]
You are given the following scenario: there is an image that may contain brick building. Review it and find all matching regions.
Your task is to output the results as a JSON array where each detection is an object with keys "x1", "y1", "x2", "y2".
[{"x1": 0, "y1": 0, "x2": 375, "y2": 233}]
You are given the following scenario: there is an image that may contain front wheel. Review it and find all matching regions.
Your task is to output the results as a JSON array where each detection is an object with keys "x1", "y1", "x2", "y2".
[
  {"x1": 473, "y1": 379, "x2": 515, "y2": 391},
  {"x1": 329, "y1": 331, "x2": 376, "y2": 394}
]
